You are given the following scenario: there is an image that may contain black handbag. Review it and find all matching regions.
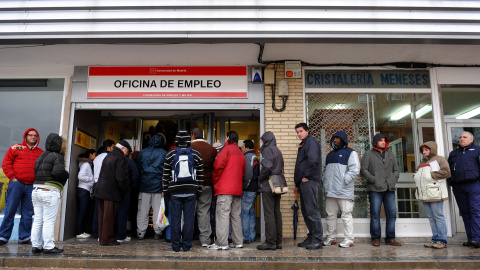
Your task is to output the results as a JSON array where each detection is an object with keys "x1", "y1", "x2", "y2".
[{"x1": 268, "y1": 174, "x2": 288, "y2": 195}]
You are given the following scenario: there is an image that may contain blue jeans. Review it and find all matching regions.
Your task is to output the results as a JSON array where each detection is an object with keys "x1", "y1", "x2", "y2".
[
  {"x1": 31, "y1": 188, "x2": 61, "y2": 250},
  {"x1": 423, "y1": 201, "x2": 447, "y2": 245},
  {"x1": 116, "y1": 190, "x2": 130, "y2": 240},
  {"x1": 241, "y1": 191, "x2": 257, "y2": 242},
  {"x1": 164, "y1": 199, "x2": 171, "y2": 240},
  {"x1": 369, "y1": 191, "x2": 397, "y2": 243},
  {"x1": 0, "y1": 181, "x2": 33, "y2": 242},
  {"x1": 170, "y1": 195, "x2": 196, "y2": 252},
  {"x1": 452, "y1": 181, "x2": 480, "y2": 242},
  {"x1": 299, "y1": 180, "x2": 323, "y2": 244},
  {"x1": 76, "y1": 188, "x2": 90, "y2": 235}
]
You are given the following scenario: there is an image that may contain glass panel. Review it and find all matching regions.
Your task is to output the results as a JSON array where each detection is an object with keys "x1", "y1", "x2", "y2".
[
  {"x1": 306, "y1": 92, "x2": 431, "y2": 218},
  {"x1": 450, "y1": 127, "x2": 480, "y2": 150},
  {"x1": 441, "y1": 88, "x2": 480, "y2": 120},
  {"x1": 0, "y1": 78, "x2": 64, "y2": 215}
]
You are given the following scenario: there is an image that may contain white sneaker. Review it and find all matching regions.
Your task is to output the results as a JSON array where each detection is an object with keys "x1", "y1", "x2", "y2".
[
  {"x1": 339, "y1": 239, "x2": 354, "y2": 248},
  {"x1": 229, "y1": 243, "x2": 243, "y2": 248},
  {"x1": 201, "y1": 243, "x2": 209, "y2": 247},
  {"x1": 117, "y1": 236, "x2": 131, "y2": 243},
  {"x1": 207, "y1": 243, "x2": 229, "y2": 250},
  {"x1": 322, "y1": 238, "x2": 337, "y2": 246},
  {"x1": 76, "y1": 233, "x2": 91, "y2": 239}
]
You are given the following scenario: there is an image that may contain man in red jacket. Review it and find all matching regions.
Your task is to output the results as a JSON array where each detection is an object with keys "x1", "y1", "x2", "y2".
[
  {"x1": 0, "y1": 128, "x2": 43, "y2": 245},
  {"x1": 208, "y1": 131, "x2": 246, "y2": 250}
]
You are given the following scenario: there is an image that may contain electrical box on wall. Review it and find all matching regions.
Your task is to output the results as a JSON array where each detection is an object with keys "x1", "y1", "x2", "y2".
[
  {"x1": 251, "y1": 67, "x2": 263, "y2": 83},
  {"x1": 264, "y1": 69, "x2": 275, "y2": 84},
  {"x1": 278, "y1": 80, "x2": 289, "y2": 96},
  {"x1": 285, "y1": 61, "x2": 302, "y2": 78}
]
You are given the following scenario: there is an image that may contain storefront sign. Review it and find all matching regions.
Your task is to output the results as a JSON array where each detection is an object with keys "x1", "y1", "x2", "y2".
[
  {"x1": 305, "y1": 70, "x2": 430, "y2": 88},
  {"x1": 75, "y1": 128, "x2": 96, "y2": 150},
  {"x1": 88, "y1": 66, "x2": 248, "y2": 98}
]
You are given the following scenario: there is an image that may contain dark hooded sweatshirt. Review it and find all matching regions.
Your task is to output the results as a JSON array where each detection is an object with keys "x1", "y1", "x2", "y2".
[{"x1": 258, "y1": 131, "x2": 284, "y2": 193}]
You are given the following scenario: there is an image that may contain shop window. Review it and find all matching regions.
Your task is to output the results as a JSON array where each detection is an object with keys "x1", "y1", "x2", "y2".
[
  {"x1": 306, "y1": 92, "x2": 431, "y2": 218},
  {"x1": 0, "y1": 78, "x2": 64, "y2": 215}
]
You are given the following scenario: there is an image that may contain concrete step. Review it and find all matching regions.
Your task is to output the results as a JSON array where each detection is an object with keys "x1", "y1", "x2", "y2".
[{"x1": 1, "y1": 237, "x2": 480, "y2": 269}]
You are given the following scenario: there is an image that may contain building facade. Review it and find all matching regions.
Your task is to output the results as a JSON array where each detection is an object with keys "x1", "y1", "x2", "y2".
[{"x1": 1, "y1": 1, "x2": 480, "y2": 241}]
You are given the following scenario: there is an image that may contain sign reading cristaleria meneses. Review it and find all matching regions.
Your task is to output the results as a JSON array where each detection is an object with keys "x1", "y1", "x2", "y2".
[
  {"x1": 305, "y1": 70, "x2": 430, "y2": 89},
  {"x1": 88, "y1": 66, "x2": 248, "y2": 98}
]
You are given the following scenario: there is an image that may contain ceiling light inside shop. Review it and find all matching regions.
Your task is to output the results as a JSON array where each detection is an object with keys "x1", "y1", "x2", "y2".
[
  {"x1": 415, "y1": 105, "x2": 432, "y2": 118},
  {"x1": 390, "y1": 105, "x2": 411, "y2": 121},
  {"x1": 456, "y1": 106, "x2": 480, "y2": 119},
  {"x1": 332, "y1": 103, "x2": 347, "y2": 109}
]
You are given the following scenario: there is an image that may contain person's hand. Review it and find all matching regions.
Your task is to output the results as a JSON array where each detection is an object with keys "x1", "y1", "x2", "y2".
[
  {"x1": 302, "y1": 177, "x2": 309, "y2": 182},
  {"x1": 294, "y1": 187, "x2": 299, "y2": 195}
]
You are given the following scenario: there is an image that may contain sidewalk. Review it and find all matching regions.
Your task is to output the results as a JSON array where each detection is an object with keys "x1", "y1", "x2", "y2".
[{"x1": 1, "y1": 237, "x2": 480, "y2": 269}]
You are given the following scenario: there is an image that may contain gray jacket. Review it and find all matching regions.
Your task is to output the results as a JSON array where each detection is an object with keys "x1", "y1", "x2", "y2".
[
  {"x1": 360, "y1": 134, "x2": 399, "y2": 192},
  {"x1": 322, "y1": 131, "x2": 360, "y2": 200},
  {"x1": 258, "y1": 131, "x2": 284, "y2": 193}
]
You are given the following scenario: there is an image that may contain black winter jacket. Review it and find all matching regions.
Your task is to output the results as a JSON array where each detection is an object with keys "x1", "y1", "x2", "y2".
[
  {"x1": 258, "y1": 132, "x2": 284, "y2": 193},
  {"x1": 294, "y1": 134, "x2": 322, "y2": 187},
  {"x1": 34, "y1": 133, "x2": 69, "y2": 191},
  {"x1": 94, "y1": 147, "x2": 129, "y2": 202},
  {"x1": 448, "y1": 142, "x2": 480, "y2": 185}
]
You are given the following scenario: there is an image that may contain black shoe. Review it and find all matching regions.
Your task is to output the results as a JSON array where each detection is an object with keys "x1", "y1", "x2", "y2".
[
  {"x1": 298, "y1": 238, "x2": 312, "y2": 248},
  {"x1": 32, "y1": 247, "x2": 43, "y2": 253},
  {"x1": 165, "y1": 239, "x2": 171, "y2": 243},
  {"x1": 18, "y1": 239, "x2": 31, "y2": 245},
  {"x1": 471, "y1": 240, "x2": 480, "y2": 248},
  {"x1": 43, "y1": 247, "x2": 63, "y2": 254},
  {"x1": 276, "y1": 243, "x2": 282, "y2": 249},
  {"x1": 305, "y1": 243, "x2": 323, "y2": 250},
  {"x1": 0, "y1": 240, "x2": 7, "y2": 245},
  {"x1": 100, "y1": 241, "x2": 120, "y2": 246},
  {"x1": 257, "y1": 243, "x2": 276, "y2": 250},
  {"x1": 463, "y1": 241, "x2": 473, "y2": 247}
]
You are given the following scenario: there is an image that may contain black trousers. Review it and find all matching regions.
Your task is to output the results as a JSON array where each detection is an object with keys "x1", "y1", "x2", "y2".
[{"x1": 262, "y1": 192, "x2": 282, "y2": 245}]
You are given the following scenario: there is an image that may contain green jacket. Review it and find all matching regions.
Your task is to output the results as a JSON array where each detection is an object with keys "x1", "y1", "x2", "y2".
[{"x1": 360, "y1": 149, "x2": 399, "y2": 192}]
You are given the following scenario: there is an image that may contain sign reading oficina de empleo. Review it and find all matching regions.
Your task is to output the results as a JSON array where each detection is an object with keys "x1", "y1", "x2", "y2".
[{"x1": 87, "y1": 66, "x2": 248, "y2": 98}]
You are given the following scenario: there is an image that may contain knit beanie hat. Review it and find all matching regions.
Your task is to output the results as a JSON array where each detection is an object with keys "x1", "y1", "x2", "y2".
[{"x1": 175, "y1": 130, "x2": 191, "y2": 148}]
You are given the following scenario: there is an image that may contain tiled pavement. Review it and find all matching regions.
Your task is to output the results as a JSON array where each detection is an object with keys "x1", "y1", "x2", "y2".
[{"x1": 1, "y1": 237, "x2": 480, "y2": 269}]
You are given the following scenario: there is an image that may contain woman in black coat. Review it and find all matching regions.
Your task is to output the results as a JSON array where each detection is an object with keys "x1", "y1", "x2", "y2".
[{"x1": 32, "y1": 133, "x2": 69, "y2": 254}]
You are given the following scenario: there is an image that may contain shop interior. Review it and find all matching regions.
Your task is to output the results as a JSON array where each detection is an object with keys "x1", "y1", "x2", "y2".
[{"x1": 65, "y1": 109, "x2": 261, "y2": 240}]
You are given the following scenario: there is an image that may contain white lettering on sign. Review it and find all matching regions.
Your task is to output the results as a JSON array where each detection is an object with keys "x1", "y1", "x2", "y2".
[{"x1": 88, "y1": 66, "x2": 247, "y2": 98}]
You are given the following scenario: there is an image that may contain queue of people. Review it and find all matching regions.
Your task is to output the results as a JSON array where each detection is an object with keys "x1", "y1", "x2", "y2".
[{"x1": 0, "y1": 126, "x2": 479, "y2": 254}]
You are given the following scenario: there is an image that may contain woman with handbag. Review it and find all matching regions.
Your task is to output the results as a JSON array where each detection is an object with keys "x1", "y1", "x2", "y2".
[
  {"x1": 414, "y1": 141, "x2": 450, "y2": 249},
  {"x1": 257, "y1": 131, "x2": 285, "y2": 251}
]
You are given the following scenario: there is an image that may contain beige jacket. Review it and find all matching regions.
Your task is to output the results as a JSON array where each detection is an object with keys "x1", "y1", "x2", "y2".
[{"x1": 414, "y1": 141, "x2": 451, "y2": 202}]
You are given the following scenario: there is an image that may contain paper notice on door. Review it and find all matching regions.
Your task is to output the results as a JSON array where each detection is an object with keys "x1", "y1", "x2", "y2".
[{"x1": 430, "y1": 160, "x2": 441, "y2": 172}]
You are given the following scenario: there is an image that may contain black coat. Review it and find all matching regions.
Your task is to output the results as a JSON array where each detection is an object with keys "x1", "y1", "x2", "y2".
[
  {"x1": 94, "y1": 147, "x2": 129, "y2": 202},
  {"x1": 294, "y1": 134, "x2": 322, "y2": 187},
  {"x1": 34, "y1": 133, "x2": 69, "y2": 191}
]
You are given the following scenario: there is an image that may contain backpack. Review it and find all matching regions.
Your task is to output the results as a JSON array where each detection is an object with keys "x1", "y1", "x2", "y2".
[{"x1": 172, "y1": 147, "x2": 196, "y2": 183}]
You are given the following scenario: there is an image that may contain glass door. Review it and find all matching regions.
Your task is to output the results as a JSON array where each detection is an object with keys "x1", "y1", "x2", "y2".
[
  {"x1": 179, "y1": 113, "x2": 212, "y2": 143},
  {"x1": 445, "y1": 122, "x2": 480, "y2": 234}
]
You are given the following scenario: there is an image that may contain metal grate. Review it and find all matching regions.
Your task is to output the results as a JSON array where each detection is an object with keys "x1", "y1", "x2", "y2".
[{"x1": 307, "y1": 93, "x2": 374, "y2": 218}]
